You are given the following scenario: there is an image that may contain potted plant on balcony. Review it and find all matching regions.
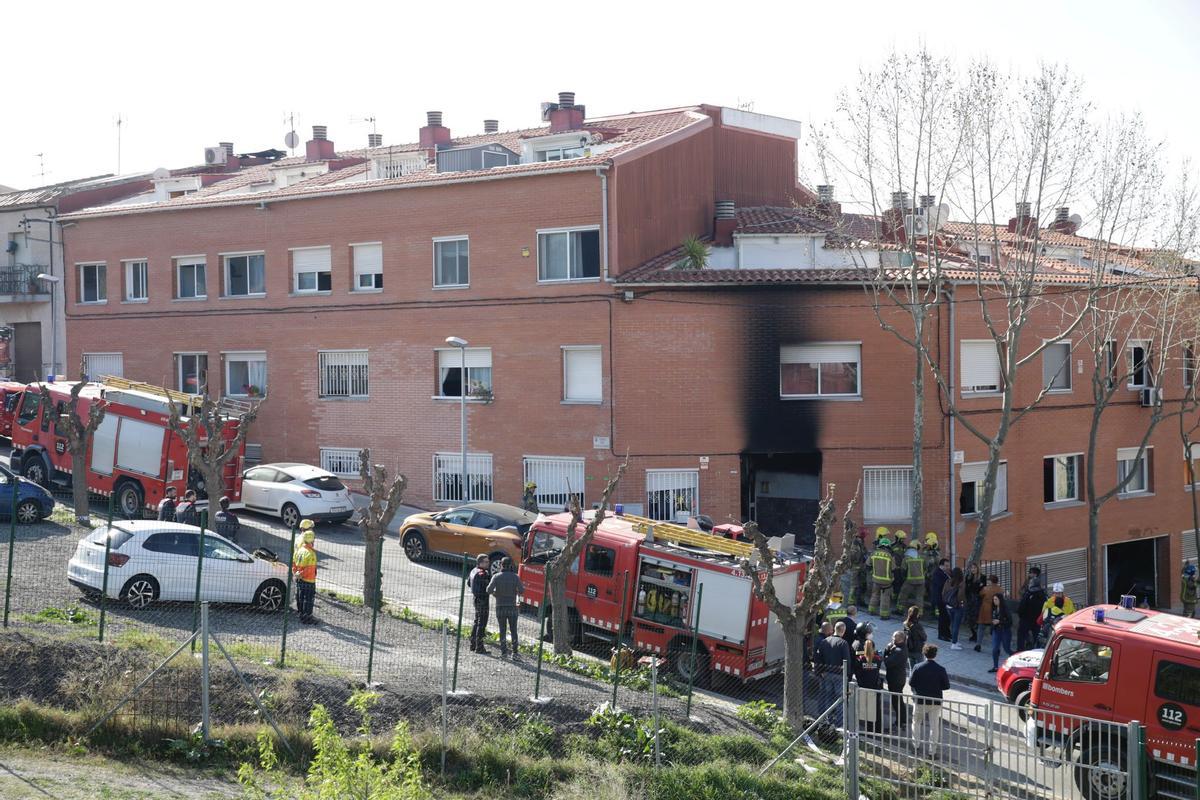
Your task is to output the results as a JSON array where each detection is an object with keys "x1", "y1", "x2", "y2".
[{"x1": 467, "y1": 382, "x2": 494, "y2": 404}]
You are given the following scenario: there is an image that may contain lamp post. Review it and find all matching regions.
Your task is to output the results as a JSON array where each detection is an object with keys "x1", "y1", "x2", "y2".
[
  {"x1": 445, "y1": 336, "x2": 469, "y2": 504},
  {"x1": 35, "y1": 273, "x2": 61, "y2": 379}
]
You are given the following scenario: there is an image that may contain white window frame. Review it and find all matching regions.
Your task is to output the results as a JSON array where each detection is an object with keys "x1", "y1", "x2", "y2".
[
  {"x1": 536, "y1": 145, "x2": 585, "y2": 162},
  {"x1": 1117, "y1": 446, "x2": 1151, "y2": 496},
  {"x1": 779, "y1": 342, "x2": 862, "y2": 399},
  {"x1": 291, "y1": 246, "x2": 332, "y2": 294},
  {"x1": 77, "y1": 262, "x2": 107, "y2": 304},
  {"x1": 1042, "y1": 339, "x2": 1072, "y2": 393},
  {"x1": 221, "y1": 251, "x2": 266, "y2": 298},
  {"x1": 319, "y1": 447, "x2": 361, "y2": 477},
  {"x1": 562, "y1": 345, "x2": 602, "y2": 403},
  {"x1": 318, "y1": 350, "x2": 369, "y2": 399},
  {"x1": 176, "y1": 352, "x2": 208, "y2": 394},
  {"x1": 351, "y1": 242, "x2": 383, "y2": 292},
  {"x1": 433, "y1": 452, "x2": 493, "y2": 504},
  {"x1": 523, "y1": 456, "x2": 586, "y2": 512},
  {"x1": 961, "y1": 340, "x2": 1002, "y2": 395},
  {"x1": 959, "y1": 461, "x2": 1008, "y2": 516},
  {"x1": 1127, "y1": 340, "x2": 1151, "y2": 389},
  {"x1": 863, "y1": 465, "x2": 914, "y2": 522},
  {"x1": 433, "y1": 236, "x2": 469, "y2": 289},
  {"x1": 123, "y1": 259, "x2": 149, "y2": 302},
  {"x1": 436, "y1": 347, "x2": 492, "y2": 399},
  {"x1": 1044, "y1": 453, "x2": 1083, "y2": 505},
  {"x1": 537, "y1": 226, "x2": 602, "y2": 283},
  {"x1": 82, "y1": 352, "x2": 123, "y2": 379},
  {"x1": 223, "y1": 351, "x2": 267, "y2": 397},
  {"x1": 175, "y1": 256, "x2": 207, "y2": 300},
  {"x1": 1187, "y1": 443, "x2": 1200, "y2": 490},
  {"x1": 645, "y1": 469, "x2": 700, "y2": 522}
]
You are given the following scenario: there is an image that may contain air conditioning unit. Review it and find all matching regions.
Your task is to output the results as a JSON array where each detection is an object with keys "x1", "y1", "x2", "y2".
[
  {"x1": 1140, "y1": 387, "x2": 1162, "y2": 407},
  {"x1": 904, "y1": 214, "x2": 928, "y2": 237},
  {"x1": 203, "y1": 146, "x2": 227, "y2": 165}
]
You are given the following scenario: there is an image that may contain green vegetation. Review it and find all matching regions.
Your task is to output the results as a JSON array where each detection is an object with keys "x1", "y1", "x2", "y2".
[
  {"x1": 735, "y1": 700, "x2": 794, "y2": 738},
  {"x1": 21, "y1": 604, "x2": 97, "y2": 627}
]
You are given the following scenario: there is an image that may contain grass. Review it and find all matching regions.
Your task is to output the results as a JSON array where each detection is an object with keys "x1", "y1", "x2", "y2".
[{"x1": 20, "y1": 604, "x2": 98, "y2": 628}]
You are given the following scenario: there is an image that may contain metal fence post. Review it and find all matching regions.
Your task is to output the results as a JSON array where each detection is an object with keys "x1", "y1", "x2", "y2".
[
  {"x1": 366, "y1": 533, "x2": 384, "y2": 685},
  {"x1": 190, "y1": 510, "x2": 208, "y2": 652},
  {"x1": 200, "y1": 601, "x2": 211, "y2": 740},
  {"x1": 611, "y1": 570, "x2": 629, "y2": 709},
  {"x1": 651, "y1": 656, "x2": 661, "y2": 769},
  {"x1": 451, "y1": 554, "x2": 469, "y2": 693},
  {"x1": 441, "y1": 619, "x2": 449, "y2": 777},
  {"x1": 1193, "y1": 738, "x2": 1199, "y2": 800},
  {"x1": 1127, "y1": 720, "x2": 1147, "y2": 800},
  {"x1": 278, "y1": 523, "x2": 297, "y2": 668},
  {"x1": 983, "y1": 699, "x2": 995, "y2": 795},
  {"x1": 98, "y1": 494, "x2": 116, "y2": 642},
  {"x1": 2, "y1": 474, "x2": 16, "y2": 628},
  {"x1": 685, "y1": 584, "x2": 704, "y2": 719},
  {"x1": 846, "y1": 679, "x2": 859, "y2": 800}
]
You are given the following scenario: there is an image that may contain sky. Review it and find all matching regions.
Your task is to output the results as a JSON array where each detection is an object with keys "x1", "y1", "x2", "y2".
[{"x1": 3, "y1": 0, "x2": 1198, "y2": 191}]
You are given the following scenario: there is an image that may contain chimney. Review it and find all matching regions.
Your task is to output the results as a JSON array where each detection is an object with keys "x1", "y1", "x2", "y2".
[
  {"x1": 1008, "y1": 200, "x2": 1035, "y2": 234},
  {"x1": 367, "y1": 133, "x2": 382, "y2": 148},
  {"x1": 305, "y1": 125, "x2": 336, "y2": 160},
  {"x1": 549, "y1": 91, "x2": 586, "y2": 132},
  {"x1": 220, "y1": 141, "x2": 234, "y2": 158},
  {"x1": 816, "y1": 185, "x2": 841, "y2": 217},
  {"x1": 891, "y1": 191, "x2": 911, "y2": 211},
  {"x1": 483, "y1": 119, "x2": 499, "y2": 134},
  {"x1": 1051, "y1": 206, "x2": 1080, "y2": 235},
  {"x1": 883, "y1": 190, "x2": 911, "y2": 242},
  {"x1": 714, "y1": 200, "x2": 737, "y2": 246},
  {"x1": 920, "y1": 195, "x2": 936, "y2": 210},
  {"x1": 419, "y1": 111, "x2": 452, "y2": 153}
]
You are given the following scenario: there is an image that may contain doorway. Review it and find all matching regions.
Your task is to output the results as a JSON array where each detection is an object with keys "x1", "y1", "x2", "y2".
[
  {"x1": 11, "y1": 322, "x2": 41, "y2": 383},
  {"x1": 1104, "y1": 536, "x2": 1169, "y2": 607},
  {"x1": 743, "y1": 452, "x2": 821, "y2": 546}
]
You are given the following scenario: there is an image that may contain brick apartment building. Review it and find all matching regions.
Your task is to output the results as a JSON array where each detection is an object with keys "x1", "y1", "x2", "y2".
[{"x1": 57, "y1": 93, "x2": 1197, "y2": 610}]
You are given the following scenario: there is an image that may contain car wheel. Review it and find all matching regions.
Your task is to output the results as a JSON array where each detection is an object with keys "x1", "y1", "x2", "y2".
[
  {"x1": 15, "y1": 500, "x2": 41, "y2": 524},
  {"x1": 253, "y1": 580, "x2": 286, "y2": 612},
  {"x1": 488, "y1": 552, "x2": 508, "y2": 575},
  {"x1": 1075, "y1": 741, "x2": 1127, "y2": 800},
  {"x1": 20, "y1": 455, "x2": 49, "y2": 487},
  {"x1": 402, "y1": 531, "x2": 427, "y2": 562},
  {"x1": 669, "y1": 639, "x2": 711, "y2": 688},
  {"x1": 1014, "y1": 689, "x2": 1033, "y2": 723},
  {"x1": 1007, "y1": 679, "x2": 1031, "y2": 706},
  {"x1": 115, "y1": 481, "x2": 144, "y2": 519},
  {"x1": 280, "y1": 503, "x2": 301, "y2": 530},
  {"x1": 121, "y1": 575, "x2": 159, "y2": 609}
]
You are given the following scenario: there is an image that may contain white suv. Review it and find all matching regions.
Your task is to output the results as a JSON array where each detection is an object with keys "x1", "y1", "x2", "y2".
[{"x1": 239, "y1": 462, "x2": 355, "y2": 529}]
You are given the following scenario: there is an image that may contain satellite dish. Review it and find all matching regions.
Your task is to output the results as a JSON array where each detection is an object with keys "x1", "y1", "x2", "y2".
[
  {"x1": 926, "y1": 203, "x2": 951, "y2": 231},
  {"x1": 1068, "y1": 213, "x2": 1083, "y2": 230},
  {"x1": 284, "y1": 131, "x2": 300, "y2": 149},
  {"x1": 151, "y1": 167, "x2": 170, "y2": 180}
]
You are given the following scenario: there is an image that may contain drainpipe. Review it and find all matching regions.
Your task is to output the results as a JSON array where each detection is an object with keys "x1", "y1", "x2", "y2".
[
  {"x1": 597, "y1": 168, "x2": 610, "y2": 281},
  {"x1": 946, "y1": 282, "x2": 957, "y2": 566}
]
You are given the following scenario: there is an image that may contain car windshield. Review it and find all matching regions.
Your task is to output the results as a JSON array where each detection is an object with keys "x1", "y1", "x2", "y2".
[
  {"x1": 304, "y1": 476, "x2": 345, "y2": 492},
  {"x1": 86, "y1": 528, "x2": 134, "y2": 550},
  {"x1": 527, "y1": 529, "x2": 565, "y2": 563}
]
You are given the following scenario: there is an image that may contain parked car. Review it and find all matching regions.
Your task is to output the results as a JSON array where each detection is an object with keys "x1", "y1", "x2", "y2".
[
  {"x1": 67, "y1": 520, "x2": 289, "y2": 611},
  {"x1": 996, "y1": 647, "x2": 1043, "y2": 707},
  {"x1": 239, "y1": 462, "x2": 354, "y2": 528},
  {"x1": 0, "y1": 463, "x2": 54, "y2": 523},
  {"x1": 394, "y1": 502, "x2": 537, "y2": 573}
]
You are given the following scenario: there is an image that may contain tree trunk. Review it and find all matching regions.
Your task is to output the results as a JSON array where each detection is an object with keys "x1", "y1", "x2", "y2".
[
  {"x1": 1086, "y1": 404, "x2": 1103, "y2": 605},
  {"x1": 71, "y1": 448, "x2": 90, "y2": 523},
  {"x1": 781, "y1": 615, "x2": 807, "y2": 731},
  {"x1": 547, "y1": 560, "x2": 572, "y2": 656},
  {"x1": 201, "y1": 462, "x2": 224, "y2": 503},
  {"x1": 363, "y1": 530, "x2": 383, "y2": 609},
  {"x1": 910, "y1": 306, "x2": 925, "y2": 540}
]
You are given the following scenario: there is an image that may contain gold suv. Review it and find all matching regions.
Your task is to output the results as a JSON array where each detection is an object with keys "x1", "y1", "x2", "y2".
[{"x1": 394, "y1": 502, "x2": 537, "y2": 574}]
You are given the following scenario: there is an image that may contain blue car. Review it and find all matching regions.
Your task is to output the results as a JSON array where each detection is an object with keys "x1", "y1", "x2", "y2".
[{"x1": 0, "y1": 464, "x2": 54, "y2": 523}]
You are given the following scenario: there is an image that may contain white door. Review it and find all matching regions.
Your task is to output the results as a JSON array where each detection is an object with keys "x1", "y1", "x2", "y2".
[
  {"x1": 201, "y1": 537, "x2": 254, "y2": 602},
  {"x1": 241, "y1": 467, "x2": 276, "y2": 511},
  {"x1": 139, "y1": 531, "x2": 195, "y2": 601}
]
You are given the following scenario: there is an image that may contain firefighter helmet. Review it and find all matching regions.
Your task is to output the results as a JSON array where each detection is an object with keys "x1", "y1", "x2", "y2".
[
  {"x1": 894, "y1": 530, "x2": 908, "y2": 542},
  {"x1": 1185, "y1": 563, "x2": 1197, "y2": 578},
  {"x1": 877, "y1": 537, "x2": 892, "y2": 548},
  {"x1": 302, "y1": 530, "x2": 316, "y2": 545},
  {"x1": 925, "y1": 531, "x2": 939, "y2": 547},
  {"x1": 524, "y1": 481, "x2": 537, "y2": 490},
  {"x1": 299, "y1": 519, "x2": 315, "y2": 531},
  {"x1": 874, "y1": 526, "x2": 890, "y2": 541}
]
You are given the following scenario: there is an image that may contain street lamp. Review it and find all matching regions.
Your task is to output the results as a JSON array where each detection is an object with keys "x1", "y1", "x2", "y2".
[
  {"x1": 35, "y1": 273, "x2": 62, "y2": 380},
  {"x1": 445, "y1": 336, "x2": 469, "y2": 504}
]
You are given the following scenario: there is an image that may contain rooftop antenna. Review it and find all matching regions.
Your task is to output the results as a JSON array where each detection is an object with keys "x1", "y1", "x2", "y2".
[
  {"x1": 351, "y1": 115, "x2": 378, "y2": 134},
  {"x1": 33, "y1": 153, "x2": 45, "y2": 182},
  {"x1": 115, "y1": 113, "x2": 126, "y2": 174},
  {"x1": 736, "y1": 98, "x2": 755, "y2": 112},
  {"x1": 283, "y1": 111, "x2": 298, "y2": 155}
]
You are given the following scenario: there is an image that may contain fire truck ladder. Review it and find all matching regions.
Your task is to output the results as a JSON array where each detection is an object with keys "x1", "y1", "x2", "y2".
[
  {"x1": 100, "y1": 375, "x2": 202, "y2": 410},
  {"x1": 616, "y1": 513, "x2": 755, "y2": 559}
]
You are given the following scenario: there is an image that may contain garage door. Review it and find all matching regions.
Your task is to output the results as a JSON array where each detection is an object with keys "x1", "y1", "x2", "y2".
[{"x1": 1029, "y1": 546, "x2": 1088, "y2": 607}]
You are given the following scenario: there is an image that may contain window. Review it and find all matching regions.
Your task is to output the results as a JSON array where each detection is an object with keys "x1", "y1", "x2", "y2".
[
  {"x1": 563, "y1": 346, "x2": 602, "y2": 403},
  {"x1": 1128, "y1": 341, "x2": 1151, "y2": 388},
  {"x1": 292, "y1": 246, "x2": 332, "y2": 293},
  {"x1": 1186, "y1": 343, "x2": 1196, "y2": 390},
  {"x1": 83, "y1": 352, "x2": 123, "y2": 379},
  {"x1": 1049, "y1": 638, "x2": 1113, "y2": 683},
  {"x1": 1117, "y1": 446, "x2": 1152, "y2": 495},
  {"x1": 646, "y1": 469, "x2": 699, "y2": 522},
  {"x1": 538, "y1": 228, "x2": 600, "y2": 282},
  {"x1": 433, "y1": 238, "x2": 468, "y2": 288},
  {"x1": 437, "y1": 348, "x2": 492, "y2": 398},
  {"x1": 15, "y1": 391, "x2": 39, "y2": 425},
  {"x1": 142, "y1": 532, "x2": 200, "y2": 557},
  {"x1": 1188, "y1": 444, "x2": 1200, "y2": 488},
  {"x1": 319, "y1": 447, "x2": 361, "y2": 477},
  {"x1": 1155, "y1": 660, "x2": 1200, "y2": 705},
  {"x1": 203, "y1": 538, "x2": 243, "y2": 560},
  {"x1": 319, "y1": 350, "x2": 369, "y2": 398},
  {"x1": 1042, "y1": 341, "x2": 1071, "y2": 392},
  {"x1": 863, "y1": 466, "x2": 914, "y2": 522},
  {"x1": 1043, "y1": 454, "x2": 1082, "y2": 503},
  {"x1": 536, "y1": 145, "x2": 585, "y2": 162},
  {"x1": 584, "y1": 545, "x2": 615, "y2": 576},
  {"x1": 177, "y1": 353, "x2": 208, "y2": 394},
  {"x1": 961, "y1": 341, "x2": 1002, "y2": 394},
  {"x1": 780, "y1": 344, "x2": 861, "y2": 397},
  {"x1": 225, "y1": 352, "x2": 266, "y2": 397},
  {"x1": 523, "y1": 456, "x2": 585, "y2": 511},
  {"x1": 176, "y1": 259, "x2": 207, "y2": 299},
  {"x1": 352, "y1": 243, "x2": 383, "y2": 290},
  {"x1": 123, "y1": 260, "x2": 148, "y2": 301},
  {"x1": 224, "y1": 253, "x2": 265, "y2": 297},
  {"x1": 959, "y1": 462, "x2": 1007, "y2": 516},
  {"x1": 527, "y1": 529, "x2": 565, "y2": 563},
  {"x1": 78, "y1": 263, "x2": 106, "y2": 303},
  {"x1": 433, "y1": 452, "x2": 493, "y2": 503}
]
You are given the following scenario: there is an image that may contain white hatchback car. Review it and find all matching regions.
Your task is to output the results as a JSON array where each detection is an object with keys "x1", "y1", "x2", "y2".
[
  {"x1": 239, "y1": 462, "x2": 355, "y2": 529},
  {"x1": 67, "y1": 520, "x2": 290, "y2": 611}
]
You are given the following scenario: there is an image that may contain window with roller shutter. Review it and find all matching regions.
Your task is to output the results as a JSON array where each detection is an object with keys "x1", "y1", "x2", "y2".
[
  {"x1": 562, "y1": 346, "x2": 601, "y2": 403},
  {"x1": 1029, "y1": 546, "x2": 1088, "y2": 606},
  {"x1": 291, "y1": 246, "x2": 332, "y2": 293},
  {"x1": 961, "y1": 340, "x2": 1002, "y2": 394},
  {"x1": 779, "y1": 343, "x2": 860, "y2": 397},
  {"x1": 436, "y1": 348, "x2": 491, "y2": 398},
  {"x1": 351, "y1": 243, "x2": 382, "y2": 291},
  {"x1": 959, "y1": 461, "x2": 1007, "y2": 516},
  {"x1": 83, "y1": 352, "x2": 123, "y2": 379}
]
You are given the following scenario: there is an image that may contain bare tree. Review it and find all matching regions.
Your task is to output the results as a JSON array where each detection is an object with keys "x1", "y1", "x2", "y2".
[
  {"x1": 357, "y1": 448, "x2": 407, "y2": 609},
  {"x1": 166, "y1": 393, "x2": 263, "y2": 511},
  {"x1": 37, "y1": 360, "x2": 105, "y2": 523},
  {"x1": 545, "y1": 460, "x2": 627, "y2": 657},
  {"x1": 743, "y1": 483, "x2": 858, "y2": 732}
]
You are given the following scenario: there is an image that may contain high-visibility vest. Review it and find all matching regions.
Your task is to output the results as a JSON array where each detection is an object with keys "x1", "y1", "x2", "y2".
[
  {"x1": 905, "y1": 553, "x2": 925, "y2": 584},
  {"x1": 293, "y1": 544, "x2": 317, "y2": 583},
  {"x1": 871, "y1": 549, "x2": 893, "y2": 584}
]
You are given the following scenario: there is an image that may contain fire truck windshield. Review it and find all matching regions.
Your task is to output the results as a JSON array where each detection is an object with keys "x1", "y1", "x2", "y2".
[
  {"x1": 16, "y1": 391, "x2": 39, "y2": 425},
  {"x1": 527, "y1": 530, "x2": 565, "y2": 563}
]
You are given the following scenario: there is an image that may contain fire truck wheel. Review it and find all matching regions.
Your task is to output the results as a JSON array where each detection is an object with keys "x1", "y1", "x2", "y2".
[
  {"x1": 115, "y1": 480, "x2": 144, "y2": 519},
  {"x1": 253, "y1": 580, "x2": 287, "y2": 612},
  {"x1": 121, "y1": 575, "x2": 159, "y2": 609},
  {"x1": 15, "y1": 500, "x2": 41, "y2": 524},
  {"x1": 668, "y1": 639, "x2": 710, "y2": 688},
  {"x1": 1074, "y1": 740, "x2": 1127, "y2": 800},
  {"x1": 20, "y1": 454, "x2": 50, "y2": 487},
  {"x1": 280, "y1": 504, "x2": 302, "y2": 530},
  {"x1": 402, "y1": 531, "x2": 427, "y2": 562},
  {"x1": 1014, "y1": 689, "x2": 1033, "y2": 723}
]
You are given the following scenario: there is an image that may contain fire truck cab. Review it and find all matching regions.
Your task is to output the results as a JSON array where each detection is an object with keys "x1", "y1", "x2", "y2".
[
  {"x1": 518, "y1": 509, "x2": 808, "y2": 687},
  {"x1": 1030, "y1": 605, "x2": 1200, "y2": 799},
  {"x1": 10, "y1": 377, "x2": 247, "y2": 518},
  {"x1": 0, "y1": 381, "x2": 24, "y2": 439}
]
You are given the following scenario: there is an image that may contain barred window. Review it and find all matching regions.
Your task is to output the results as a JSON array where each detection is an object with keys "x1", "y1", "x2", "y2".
[
  {"x1": 320, "y1": 447, "x2": 361, "y2": 477},
  {"x1": 319, "y1": 350, "x2": 369, "y2": 398},
  {"x1": 863, "y1": 466, "x2": 914, "y2": 521},
  {"x1": 434, "y1": 452, "x2": 493, "y2": 504},
  {"x1": 523, "y1": 456, "x2": 585, "y2": 511}
]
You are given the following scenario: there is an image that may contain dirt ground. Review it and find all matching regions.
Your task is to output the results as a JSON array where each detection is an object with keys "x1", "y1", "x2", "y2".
[{"x1": 0, "y1": 745, "x2": 241, "y2": 800}]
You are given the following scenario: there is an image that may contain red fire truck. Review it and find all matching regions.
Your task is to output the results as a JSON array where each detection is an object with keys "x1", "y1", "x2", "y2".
[
  {"x1": 9, "y1": 376, "x2": 247, "y2": 517},
  {"x1": 518, "y1": 510, "x2": 808, "y2": 686},
  {"x1": 0, "y1": 381, "x2": 25, "y2": 439}
]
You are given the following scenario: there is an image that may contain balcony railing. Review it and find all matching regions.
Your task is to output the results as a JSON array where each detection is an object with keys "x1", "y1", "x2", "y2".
[{"x1": 0, "y1": 265, "x2": 51, "y2": 298}]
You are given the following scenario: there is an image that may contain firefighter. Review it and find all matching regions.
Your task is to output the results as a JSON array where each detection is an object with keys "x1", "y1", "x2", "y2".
[
  {"x1": 896, "y1": 540, "x2": 925, "y2": 613},
  {"x1": 922, "y1": 532, "x2": 941, "y2": 614},
  {"x1": 868, "y1": 536, "x2": 896, "y2": 619},
  {"x1": 890, "y1": 531, "x2": 908, "y2": 613},
  {"x1": 840, "y1": 531, "x2": 867, "y2": 607},
  {"x1": 157, "y1": 486, "x2": 178, "y2": 522},
  {"x1": 292, "y1": 520, "x2": 318, "y2": 624},
  {"x1": 522, "y1": 482, "x2": 539, "y2": 514},
  {"x1": 1183, "y1": 563, "x2": 1198, "y2": 619}
]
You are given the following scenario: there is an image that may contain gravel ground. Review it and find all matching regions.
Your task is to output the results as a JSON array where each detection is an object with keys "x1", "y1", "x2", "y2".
[{"x1": 0, "y1": 745, "x2": 239, "y2": 800}]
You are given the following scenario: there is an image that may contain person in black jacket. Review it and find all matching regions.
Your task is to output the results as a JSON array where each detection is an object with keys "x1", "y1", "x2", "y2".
[
  {"x1": 1016, "y1": 567, "x2": 1047, "y2": 650},
  {"x1": 157, "y1": 487, "x2": 178, "y2": 522},
  {"x1": 841, "y1": 607, "x2": 858, "y2": 646},
  {"x1": 931, "y1": 559, "x2": 951, "y2": 640},
  {"x1": 882, "y1": 630, "x2": 909, "y2": 734},
  {"x1": 468, "y1": 554, "x2": 492, "y2": 654},
  {"x1": 910, "y1": 644, "x2": 951, "y2": 758},
  {"x1": 213, "y1": 496, "x2": 240, "y2": 544}
]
